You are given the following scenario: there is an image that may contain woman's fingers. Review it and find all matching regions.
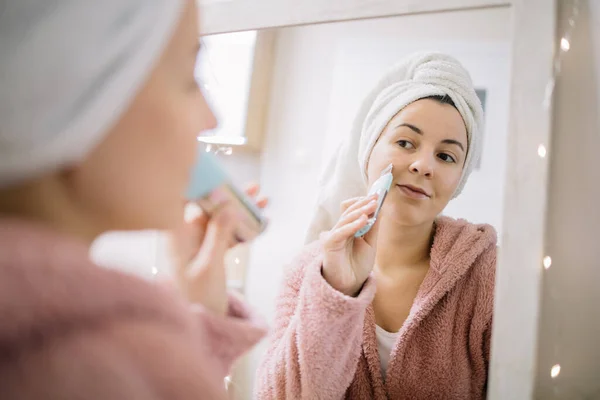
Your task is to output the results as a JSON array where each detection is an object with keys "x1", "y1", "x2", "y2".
[
  {"x1": 256, "y1": 196, "x2": 269, "y2": 209},
  {"x1": 245, "y1": 183, "x2": 260, "y2": 198},
  {"x1": 334, "y1": 200, "x2": 377, "y2": 230},
  {"x1": 175, "y1": 182, "x2": 266, "y2": 266},
  {"x1": 340, "y1": 194, "x2": 377, "y2": 217},
  {"x1": 171, "y1": 210, "x2": 209, "y2": 271},
  {"x1": 185, "y1": 212, "x2": 209, "y2": 242},
  {"x1": 244, "y1": 183, "x2": 269, "y2": 210},
  {"x1": 323, "y1": 195, "x2": 378, "y2": 250},
  {"x1": 186, "y1": 205, "x2": 237, "y2": 277},
  {"x1": 326, "y1": 215, "x2": 369, "y2": 249},
  {"x1": 245, "y1": 183, "x2": 260, "y2": 197},
  {"x1": 339, "y1": 195, "x2": 378, "y2": 222},
  {"x1": 340, "y1": 197, "x2": 362, "y2": 213},
  {"x1": 183, "y1": 202, "x2": 205, "y2": 223},
  {"x1": 340, "y1": 195, "x2": 375, "y2": 213}
]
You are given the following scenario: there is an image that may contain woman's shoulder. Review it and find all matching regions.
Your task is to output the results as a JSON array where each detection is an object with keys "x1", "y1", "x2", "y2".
[
  {"x1": 435, "y1": 215, "x2": 497, "y2": 242},
  {"x1": 433, "y1": 217, "x2": 497, "y2": 326},
  {"x1": 0, "y1": 248, "x2": 221, "y2": 399},
  {"x1": 434, "y1": 215, "x2": 497, "y2": 280},
  {"x1": 0, "y1": 218, "x2": 191, "y2": 352}
]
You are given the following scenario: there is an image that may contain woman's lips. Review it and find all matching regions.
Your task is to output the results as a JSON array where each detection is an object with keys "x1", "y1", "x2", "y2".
[{"x1": 397, "y1": 184, "x2": 430, "y2": 200}]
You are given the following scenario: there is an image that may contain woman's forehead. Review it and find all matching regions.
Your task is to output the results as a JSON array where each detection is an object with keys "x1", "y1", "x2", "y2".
[{"x1": 385, "y1": 99, "x2": 467, "y2": 142}]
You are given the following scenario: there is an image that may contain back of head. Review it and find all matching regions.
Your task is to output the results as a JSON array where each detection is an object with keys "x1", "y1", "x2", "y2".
[
  {"x1": 0, "y1": 0, "x2": 185, "y2": 186},
  {"x1": 0, "y1": 0, "x2": 214, "y2": 236}
]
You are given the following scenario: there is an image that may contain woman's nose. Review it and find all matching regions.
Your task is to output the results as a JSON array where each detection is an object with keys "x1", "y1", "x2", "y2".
[{"x1": 409, "y1": 153, "x2": 434, "y2": 177}]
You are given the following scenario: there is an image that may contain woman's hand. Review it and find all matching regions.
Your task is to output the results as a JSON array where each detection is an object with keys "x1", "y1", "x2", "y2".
[
  {"x1": 321, "y1": 195, "x2": 380, "y2": 297},
  {"x1": 170, "y1": 184, "x2": 267, "y2": 316}
]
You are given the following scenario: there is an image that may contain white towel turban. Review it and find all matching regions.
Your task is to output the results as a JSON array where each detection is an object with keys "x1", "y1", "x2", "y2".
[
  {"x1": 0, "y1": 0, "x2": 186, "y2": 188},
  {"x1": 305, "y1": 51, "x2": 484, "y2": 243}
]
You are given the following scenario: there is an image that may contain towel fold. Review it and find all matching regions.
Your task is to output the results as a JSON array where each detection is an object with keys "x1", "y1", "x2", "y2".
[{"x1": 0, "y1": 0, "x2": 186, "y2": 187}]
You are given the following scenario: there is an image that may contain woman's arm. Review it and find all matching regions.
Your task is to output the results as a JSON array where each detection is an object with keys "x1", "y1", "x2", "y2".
[
  {"x1": 190, "y1": 292, "x2": 267, "y2": 378},
  {"x1": 255, "y1": 244, "x2": 376, "y2": 400},
  {"x1": 0, "y1": 311, "x2": 256, "y2": 400}
]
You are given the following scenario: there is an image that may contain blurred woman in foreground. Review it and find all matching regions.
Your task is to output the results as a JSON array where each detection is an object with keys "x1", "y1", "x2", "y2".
[{"x1": 0, "y1": 1, "x2": 265, "y2": 398}]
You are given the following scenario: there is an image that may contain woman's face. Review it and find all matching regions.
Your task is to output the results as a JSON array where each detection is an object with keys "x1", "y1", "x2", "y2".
[
  {"x1": 64, "y1": 0, "x2": 214, "y2": 233},
  {"x1": 366, "y1": 98, "x2": 468, "y2": 227}
]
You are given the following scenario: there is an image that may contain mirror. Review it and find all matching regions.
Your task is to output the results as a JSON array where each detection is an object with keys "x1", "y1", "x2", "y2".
[
  {"x1": 205, "y1": 7, "x2": 511, "y2": 399},
  {"x1": 91, "y1": 1, "x2": 559, "y2": 399}
]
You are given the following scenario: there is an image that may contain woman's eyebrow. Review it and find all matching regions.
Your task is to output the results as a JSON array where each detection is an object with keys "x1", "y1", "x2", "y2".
[
  {"x1": 395, "y1": 123, "x2": 465, "y2": 152},
  {"x1": 395, "y1": 122, "x2": 422, "y2": 134},
  {"x1": 441, "y1": 139, "x2": 465, "y2": 152}
]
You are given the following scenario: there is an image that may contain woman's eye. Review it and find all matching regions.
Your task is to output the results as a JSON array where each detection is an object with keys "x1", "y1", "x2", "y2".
[
  {"x1": 397, "y1": 140, "x2": 414, "y2": 150},
  {"x1": 438, "y1": 153, "x2": 456, "y2": 163}
]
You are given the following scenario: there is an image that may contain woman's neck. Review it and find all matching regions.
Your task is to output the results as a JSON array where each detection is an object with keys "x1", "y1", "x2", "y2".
[
  {"x1": 374, "y1": 218, "x2": 435, "y2": 273},
  {"x1": 0, "y1": 178, "x2": 98, "y2": 245}
]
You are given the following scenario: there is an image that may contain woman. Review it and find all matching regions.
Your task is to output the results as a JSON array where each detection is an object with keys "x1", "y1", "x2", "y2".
[
  {"x1": 256, "y1": 52, "x2": 495, "y2": 399},
  {"x1": 0, "y1": 1, "x2": 265, "y2": 398}
]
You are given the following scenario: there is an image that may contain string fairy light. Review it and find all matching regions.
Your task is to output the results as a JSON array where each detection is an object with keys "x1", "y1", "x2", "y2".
[
  {"x1": 538, "y1": 144, "x2": 548, "y2": 158},
  {"x1": 551, "y1": 364, "x2": 561, "y2": 379},
  {"x1": 542, "y1": 1, "x2": 580, "y2": 395},
  {"x1": 560, "y1": 37, "x2": 571, "y2": 52},
  {"x1": 543, "y1": 256, "x2": 552, "y2": 270},
  {"x1": 540, "y1": 0, "x2": 580, "y2": 168},
  {"x1": 543, "y1": 0, "x2": 580, "y2": 110}
]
